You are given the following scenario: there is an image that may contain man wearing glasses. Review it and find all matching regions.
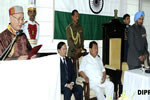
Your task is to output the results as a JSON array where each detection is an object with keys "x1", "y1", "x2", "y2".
[{"x1": 0, "y1": 5, "x2": 33, "y2": 60}]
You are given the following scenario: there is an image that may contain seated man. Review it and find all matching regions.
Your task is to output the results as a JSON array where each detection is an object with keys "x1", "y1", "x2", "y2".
[
  {"x1": 57, "y1": 42, "x2": 83, "y2": 100},
  {"x1": 0, "y1": 5, "x2": 33, "y2": 60},
  {"x1": 79, "y1": 41, "x2": 114, "y2": 100}
]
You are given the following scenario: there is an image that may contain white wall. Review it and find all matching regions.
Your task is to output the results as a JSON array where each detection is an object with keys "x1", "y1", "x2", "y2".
[
  {"x1": 141, "y1": 0, "x2": 150, "y2": 52},
  {"x1": 127, "y1": 0, "x2": 139, "y2": 25},
  {"x1": 36, "y1": 0, "x2": 54, "y2": 52}
]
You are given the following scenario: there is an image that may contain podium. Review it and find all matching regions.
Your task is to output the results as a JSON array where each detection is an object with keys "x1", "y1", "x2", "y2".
[
  {"x1": 102, "y1": 19, "x2": 124, "y2": 66},
  {"x1": 0, "y1": 55, "x2": 60, "y2": 100}
]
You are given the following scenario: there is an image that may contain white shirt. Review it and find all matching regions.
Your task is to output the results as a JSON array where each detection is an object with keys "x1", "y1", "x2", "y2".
[
  {"x1": 60, "y1": 56, "x2": 66, "y2": 64},
  {"x1": 79, "y1": 53, "x2": 105, "y2": 85},
  {"x1": 57, "y1": 54, "x2": 65, "y2": 63}
]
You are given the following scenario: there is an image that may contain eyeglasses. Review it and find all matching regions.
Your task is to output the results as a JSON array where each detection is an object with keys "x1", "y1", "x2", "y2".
[{"x1": 12, "y1": 15, "x2": 24, "y2": 22}]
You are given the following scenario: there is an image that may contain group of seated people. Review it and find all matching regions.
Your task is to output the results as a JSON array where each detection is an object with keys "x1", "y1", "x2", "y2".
[{"x1": 57, "y1": 41, "x2": 114, "y2": 100}]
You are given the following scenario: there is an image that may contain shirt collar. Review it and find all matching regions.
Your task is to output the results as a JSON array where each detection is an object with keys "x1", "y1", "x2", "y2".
[
  {"x1": 57, "y1": 53, "x2": 65, "y2": 62},
  {"x1": 88, "y1": 53, "x2": 98, "y2": 59},
  {"x1": 8, "y1": 24, "x2": 17, "y2": 35},
  {"x1": 72, "y1": 22, "x2": 79, "y2": 27}
]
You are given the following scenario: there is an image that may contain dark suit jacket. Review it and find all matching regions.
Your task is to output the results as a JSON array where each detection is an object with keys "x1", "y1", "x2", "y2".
[
  {"x1": 127, "y1": 24, "x2": 148, "y2": 66},
  {"x1": 0, "y1": 29, "x2": 32, "y2": 59},
  {"x1": 60, "y1": 56, "x2": 76, "y2": 92}
]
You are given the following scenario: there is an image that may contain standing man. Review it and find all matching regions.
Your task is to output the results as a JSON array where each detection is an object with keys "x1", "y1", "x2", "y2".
[
  {"x1": 66, "y1": 9, "x2": 85, "y2": 75},
  {"x1": 123, "y1": 14, "x2": 130, "y2": 62},
  {"x1": 0, "y1": 5, "x2": 32, "y2": 60},
  {"x1": 127, "y1": 11, "x2": 148, "y2": 70},
  {"x1": 79, "y1": 41, "x2": 114, "y2": 100},
  {"x1": 23, "y1": 0, "x2": 39, "y2": 47},
  {"x1": 57, "y1": 42, "x2": 83, "y2": 100}
]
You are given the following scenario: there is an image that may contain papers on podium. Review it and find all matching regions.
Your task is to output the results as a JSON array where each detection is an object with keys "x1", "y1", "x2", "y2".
[{"x1": 28, "y1": 45, "x2": 42, "y2": 59}]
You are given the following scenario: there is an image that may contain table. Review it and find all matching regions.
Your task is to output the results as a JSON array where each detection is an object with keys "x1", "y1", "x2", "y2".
[{"x1": 123, "y1": 69, "x2": 150, "y2": 100}]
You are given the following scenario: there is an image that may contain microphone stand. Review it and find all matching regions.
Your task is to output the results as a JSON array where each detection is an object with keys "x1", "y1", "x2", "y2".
[
  {"x1": 0, "y1": 30, "x2": 22, "y2": 61},
  {"x1": 145, "y1": 48, "x2": 150, "y2": 73}
]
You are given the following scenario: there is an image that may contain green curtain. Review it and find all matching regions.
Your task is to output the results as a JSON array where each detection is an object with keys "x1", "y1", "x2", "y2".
[{"x1": 54, "y1": 11, "x2": 123, "y2": 40}]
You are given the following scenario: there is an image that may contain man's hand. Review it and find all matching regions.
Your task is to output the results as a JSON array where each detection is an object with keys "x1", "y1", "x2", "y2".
[
  {"x1": 79, "y1": 71, "x2": 89, "y2": 83},
  {"x1": 18, "y1": 55, "x2": 28, "y2": 60},
  {"x1": 31, "y1": 54, "x2": 37, "y2": 59},
  {"x1": 76, "y1": 48, "x2": 81, "y2": 54},
  {"x1": 101, "y1": 76, "x2": 106, "y2": 84},
  {"x1": 83, "y1": 76, "x2": 89, "y2": 83},
  {"x1": 18, "y1": 54, "x2": 37, "y2": 60},
  {"x1": 76, "y1": 48, "x2": 82, "y2": 58},
  {"x1": 67, "y1": 83, "x2": 73, "y2": 90},
  {"x1": 101, "y1": 72, "x2": 106, "y2": 84},
  {"x1": 139, "y1": 56, "x2": 145, "y2": 62}
]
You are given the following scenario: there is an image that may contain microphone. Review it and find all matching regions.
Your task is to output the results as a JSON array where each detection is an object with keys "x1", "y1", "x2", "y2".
[
  {"x1": 16, "y1": 30, "x2": 23, "y2": 36},
  {"x1": 144, "y1": 47, "x2": 150, "y2": 73},
  {"x1": 0, "y1": 30, "x2": 23, "y2": 60}
]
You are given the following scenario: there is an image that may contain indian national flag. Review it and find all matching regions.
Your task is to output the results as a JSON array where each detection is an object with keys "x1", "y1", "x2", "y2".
[{"x1": 54, "y1": 0, "x2": 127, "y2": 40}]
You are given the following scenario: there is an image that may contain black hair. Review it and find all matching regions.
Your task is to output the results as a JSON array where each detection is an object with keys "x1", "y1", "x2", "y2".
[
  {"x1": 123, "y1": 14, "x2": 130, "y2": 20},
  {"x1": 57, "y1": 42, "x2": 65, "y2": 50},
  {"x1": 72, "y1": 9, "x2": 78, "y2": 16},
  {"x1": 89, "y1": 41, "x2": 98, "y2": 48}
]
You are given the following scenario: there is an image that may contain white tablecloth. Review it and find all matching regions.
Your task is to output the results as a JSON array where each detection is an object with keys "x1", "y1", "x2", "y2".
[
  {"x1": 123, "y1": 69, "x2": 150, "y2": 100},
  {"x1": 0, "y1": 55, "x2": 60, "y2": 100}
]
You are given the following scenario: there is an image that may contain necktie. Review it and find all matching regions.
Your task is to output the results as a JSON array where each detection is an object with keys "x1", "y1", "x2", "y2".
[
  {"x1": 63, "y1": 57, "x2": 68, "y2": 81},
  {"x1": 63, "y1": 57, "x2": 66, "y2": 64}
]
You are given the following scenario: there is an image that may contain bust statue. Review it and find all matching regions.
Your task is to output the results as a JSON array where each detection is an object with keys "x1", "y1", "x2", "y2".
[{"x1": 114, "y1": 9, "x2": 118, "y2": 19}]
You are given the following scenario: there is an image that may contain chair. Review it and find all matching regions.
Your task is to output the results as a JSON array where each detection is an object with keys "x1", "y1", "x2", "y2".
[
  {"x1": 82, "y1": 77, "x2": 109, "y2": 100},
  {"x1": 105, "y1": 38, "x2": 121, "y2": 70},
  {"x1": 61, "y1": 94, "x2": 75, "y2": 100},
  {"x1": 83, "y1": 82, "x2": 97, "y2": 100},
  {"x1": 121, "y1": 62, "x2": 128, "y2": 85},
  {"x1": 104, "y1": 38, "x2": 123, "y2": 97}
]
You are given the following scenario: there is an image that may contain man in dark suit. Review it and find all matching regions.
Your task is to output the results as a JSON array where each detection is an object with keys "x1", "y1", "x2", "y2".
[
  {"x1": 127, "y1": 11, "x2": 148, "y2": 70},
  {"x1": 57, "y1": 42, "x2": 83, "y2": 100},
  {"x1": 123, "y1": 14, "x2": 130, "y2": 62}
]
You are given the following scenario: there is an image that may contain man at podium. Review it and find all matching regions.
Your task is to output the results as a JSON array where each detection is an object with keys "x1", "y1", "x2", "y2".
[{"x1": 0, "y1": 6, "x2": 32, "y2": 60}]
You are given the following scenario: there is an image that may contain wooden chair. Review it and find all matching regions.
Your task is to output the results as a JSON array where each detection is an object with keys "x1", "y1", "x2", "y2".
[
  {"x1": 104, "y1": 38, "x2": 123, "y2": 97},
  {"x1": 82, "y1": 77, "x2": 109, "y2": 100},
  {"x1": 83, "y1": 82, "x2": 97, "y2": 100},
  {"x1": 61, "y1": 94, "x2": 75, "y2": 100}
]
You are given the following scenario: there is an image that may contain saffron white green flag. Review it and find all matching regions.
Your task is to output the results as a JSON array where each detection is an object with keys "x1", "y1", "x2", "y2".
[{"x1": 54, "y1": 0, "x2": 127, "y2": 40}]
